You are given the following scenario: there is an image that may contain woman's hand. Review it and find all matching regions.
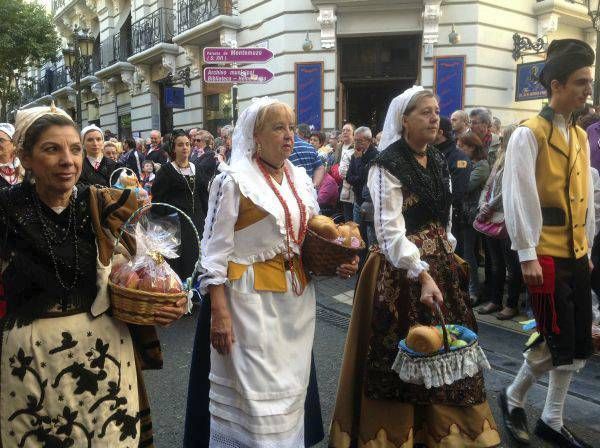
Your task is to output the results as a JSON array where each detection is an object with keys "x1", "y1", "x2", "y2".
[
  {"x1": 211, "y1": 307, "x2": 235, "y2": 355},
  {"x1": 337, "y1": 256, "x2": 359, "y2": 279},
  {"x1": 477, "y1": 203, "x2": 492, "y2": 220},
  {"x1": 209, "y1": 285, "x2": 235, "y2": 355},
  {"x1": 418, "y1": 271, "x2": 444, "y2": 310},
  {"x1": 154, "y1": 297, "x2": 188, "y2": 327}
]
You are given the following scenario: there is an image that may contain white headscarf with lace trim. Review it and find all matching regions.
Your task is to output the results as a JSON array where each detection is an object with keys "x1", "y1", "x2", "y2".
[
  {"x1": 378, "y1": 85, "x2": 425, "y2": 152},
  {"x1": 229, "y1": 96, "x2": 279, "y2": 168}
]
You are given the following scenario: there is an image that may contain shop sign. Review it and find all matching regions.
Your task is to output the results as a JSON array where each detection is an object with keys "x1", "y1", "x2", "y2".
[
  {"x1": 164, "y1": 87, "x2": 185, "y2": 108},
  {"x1": 515, "y1": 61, "x2": 546, "y2": 101},
  {"x1": 434, "y1": 55, "x2": 466, "y2": 118},
  {"x1": 203, "y1": 68, "x2": 274, "y2": 84},
  {"x1": 203, "y1": 47, "x2": 274, "y2": 63},
  {"x1": 295, "y1": 62, "x2": 323, "y2": 131}
]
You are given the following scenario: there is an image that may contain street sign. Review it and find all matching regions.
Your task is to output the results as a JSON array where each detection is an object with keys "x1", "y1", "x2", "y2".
[
  {"x1": 203, "y1": 47, "x2": 274, "y2": 63},
  {"x1": 203, "y1": 67, "x2": 274, "y2": 84}
]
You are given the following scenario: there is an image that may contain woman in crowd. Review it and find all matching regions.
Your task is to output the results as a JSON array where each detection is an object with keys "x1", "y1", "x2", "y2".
[
  {"x1": 458, "y1": 131, "x2": 491, "y2": 304},
  {"x1": 151, "y1": 129, "x2": 205, "y2": 281},
  {"x1": 477, "y1": 124, "x2": 524, "y2": 319},
  {"x1": 103, "y1": 141, "x2": 119, "y2": 162},
  {"x1": 0, "y1": 104, "x2": 187, "y2": 446},
  {"x1": 185, "y1": 98, "x2": 357, "y2": 448},
  {"x1": 337, "y1": 123, "x2": 355, "y2": 222},
  {"x1": 79, "y1": 124, "x2": 118, "y2": 187},
  {"x1": 310, "y1": 131, "x2": 334, "y2": 168},
  {"x1": 0, "y1": 123, "x2": 25, "y2": 187},
  {"x1": 329, "y1": 86, "x2": 500, "y2": 448}
]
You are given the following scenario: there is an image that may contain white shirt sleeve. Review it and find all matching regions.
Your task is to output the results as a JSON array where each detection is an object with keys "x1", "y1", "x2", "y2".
[
  {"x1": 502, "y1": 127, "x2": 541, "y2": 262},
  {"x1": 446, "y1": 179, "x2": 457, "y2": 252},
  {"x1": 339, "y1": 148, "x2": 352, "y2": 179},
  {"x1": 368, "y1": 165, "x2": 429, "y2": 279},
  {"x1": 198, "y1": 173, "x2": 240, "y2": 294},
  {"x1": 591, "y1": 167, "x2": 600, "y2": 239}
]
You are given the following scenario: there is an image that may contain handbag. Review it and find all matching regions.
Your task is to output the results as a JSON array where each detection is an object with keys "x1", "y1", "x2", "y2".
[{"x1": 473, "y1": 174, "x2": 507, "y2": 239}]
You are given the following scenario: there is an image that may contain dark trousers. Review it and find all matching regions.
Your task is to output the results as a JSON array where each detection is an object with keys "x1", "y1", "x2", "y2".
[
  {"x1": 485, "y1": 237, "x2": 523, "y2": 308},
  {"x1": 342, "y1": 201, "x2": 354, "y2": 223},
  {"x1": 544, "y1": 257, "x2": 593, "y2": 366}
]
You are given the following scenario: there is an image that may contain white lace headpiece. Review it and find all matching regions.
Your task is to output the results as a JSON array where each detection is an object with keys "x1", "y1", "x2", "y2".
[
  {"x1": 378, "y1": 85, "x2": 425, "y2": 152},
  {"x1": 230, "y1": 96, "x2": 279, "y2": 168}
]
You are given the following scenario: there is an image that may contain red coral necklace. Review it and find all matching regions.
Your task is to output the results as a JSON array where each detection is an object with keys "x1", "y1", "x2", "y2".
[{"x1": 256, "y1": 156, "x2": 307, "y2": 295}]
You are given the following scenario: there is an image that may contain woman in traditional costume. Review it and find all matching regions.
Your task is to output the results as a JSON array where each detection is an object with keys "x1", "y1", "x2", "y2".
[
  {"x1": 151, "y1": 129, "x2": 206, "y2": 281},
  {"x1": 189, "y1": 98, "x2": 357, "y2": 448},
  {"x1": 329, "y1": 87, "x2": 500, "y2": 448},
  {"x1": 0, "y1": 105, "x2": 187, "y2": 447},
  {"x1": 78, "y1": 124, "x2": 118, "y2": 187}
]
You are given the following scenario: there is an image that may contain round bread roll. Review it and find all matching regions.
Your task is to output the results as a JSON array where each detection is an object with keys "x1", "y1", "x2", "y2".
[
  {"x1": 308, "y1": 215, "x2": 339, "y2": 240},
  {"x1": 405, "y1": 325, "x2": 443, "y2": 354}
]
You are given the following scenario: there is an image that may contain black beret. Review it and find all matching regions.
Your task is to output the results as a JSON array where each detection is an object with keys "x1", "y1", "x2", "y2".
[{"x1": 539, "y1": 39, "x2": 595, "y2": 89}]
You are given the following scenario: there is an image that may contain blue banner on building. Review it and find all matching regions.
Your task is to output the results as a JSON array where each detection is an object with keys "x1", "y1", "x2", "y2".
[
  {"x1": 434, "y1": 56, "x2": 465, "y2": 118},
  {"x1": 165, "y1": 87, "x2": 185, "y2": 109},
  {"x1": 515, "y1": 61, "x2": 546, "y2": 102},
  {"x1": 295, "y1": 62, "x2": 323, "y2": 130}
]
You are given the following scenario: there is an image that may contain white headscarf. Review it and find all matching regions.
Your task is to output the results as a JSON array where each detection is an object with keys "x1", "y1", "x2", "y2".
[
  {"x1": 378, "y1": 85, "x2": 425, "y2": 152},
  {"x1": 13, "y1": 103, "x2": 73, "y2": 156},
  {"x1": 0, "y1": 123, "x2": 15, "y2": 139},
  {"x1": 230, "y1": 96, "x2": 279, "y2": 168},
  {"x1": 81, "y1": 124, "x2": 103, "y2": 141}
]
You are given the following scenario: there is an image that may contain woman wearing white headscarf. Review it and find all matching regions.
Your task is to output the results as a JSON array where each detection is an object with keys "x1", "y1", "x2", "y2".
[
  {"x1": 329, "y1": 87, "x2": 500, "y2": 447},
  {"x1": 196, "y1": 98, "x2": 357, "y2": 447},
  {"x1": 0, "y1": 123, "x2": 25, "y2": 187}
]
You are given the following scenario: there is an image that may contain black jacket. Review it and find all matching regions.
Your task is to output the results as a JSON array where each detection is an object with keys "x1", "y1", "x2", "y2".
[
  {"x1": 120, "y1": 150, "x2": 145, "y2": 179},
  {"x1": 346, "y1": 145, "x2": 378, "y2": 205},
  {"x1": 146, "y1": 146, "x2": 169, "y2": 165},
  {"x1": 435, "y1": 138, "x2": 469, "y2": 210},
  {"x1": 79, "y1": 156, "x2": 118, "y2": 187}
]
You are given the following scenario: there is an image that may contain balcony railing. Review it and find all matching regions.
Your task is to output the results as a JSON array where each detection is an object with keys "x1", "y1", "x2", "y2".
[
  {"x1": 177, "y1": 0, "x2": 233, "y2": 34},
  {"x1": 132, "y1": 8, "x2": 175, "y2": 55},
  {"x1": 113, "y1": 31, "x2": 133, "y2": 63},
  {"x1": 52, "y1": 0, "x2": 66, "y2": 13},
  {"x1": 54, "y1": 67, "x2": 70, "y2": 90}
]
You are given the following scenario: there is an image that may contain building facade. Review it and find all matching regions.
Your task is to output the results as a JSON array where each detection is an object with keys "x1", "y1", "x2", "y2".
[{"x1": 20, "y1": 0, "x2": 596, "y2": 137}]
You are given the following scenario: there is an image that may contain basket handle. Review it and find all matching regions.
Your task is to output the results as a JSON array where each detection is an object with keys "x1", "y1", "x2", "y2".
[
  {"x1": 110, "y1": 166, "x2": 137, "y2": 187},
  {"x1": 434, "y1": 303, "x2": 450, "y2": 353},
  {"x1": 110, "y1": 202, "x2": 202, "y2": 290}
]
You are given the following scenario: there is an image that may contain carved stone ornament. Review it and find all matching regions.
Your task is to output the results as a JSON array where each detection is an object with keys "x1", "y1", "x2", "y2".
[
  {"x1": 134, "y1": 66, "x2": 151, "y2": 93},
  {"x1": 91, "y1": 82, "x2": 103, "y2": 101},
  {"x1": 317, "y1": 5, "x2": 337, "y2": 49},
  {"x1": 102, "y1": 79, "x2": 116, "y2": 102},
  {"x1": 183, "y1": 46, "x2": 200, "y2": 78},
  {"x1": 158, "y1": 53, "x2": 177, "y2": 79},
  {"x1": 220, "y1": 29, "x2": 238, "y2": 48},
  {"x1": 120, "y1": 71, "x2": 135, "y2": 95},
  {"x1": 538, "y1": 13, "x2": 559, "y2": 38},
  {"x1": 422, "y1": 0, "x2": 443, "y2": 45}
]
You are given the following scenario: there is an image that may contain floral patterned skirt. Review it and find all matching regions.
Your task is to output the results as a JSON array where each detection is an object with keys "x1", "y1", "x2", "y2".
[
  {"x1": 0, "y1": 312, "x2": 141, "y2": 448},
  {"x1": 329, "y1": 224, "x2": 500, "y2": 448}
]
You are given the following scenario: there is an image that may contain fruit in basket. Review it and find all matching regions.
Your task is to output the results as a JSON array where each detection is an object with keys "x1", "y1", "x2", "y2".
[
  {"x1": 451, "y1": 339, "x2": 468, "y2": 349},
  {"x1": 406, "y1": 325, "x2": 444, "y2": 354},
  {"x1": 337, "y1": 223, "x2": 362, "y2": 247},
  {"x1": 308, "y1": 215, "x2": 338, "y2": 240}
]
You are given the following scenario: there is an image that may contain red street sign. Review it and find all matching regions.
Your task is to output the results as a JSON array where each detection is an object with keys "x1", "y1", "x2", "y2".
[
  {"x1": 203, "y1": 67, "x2": 274, "y2": 84},
  {"x1": 203, "y1": 47, "x2": 274, "y2": 63}
]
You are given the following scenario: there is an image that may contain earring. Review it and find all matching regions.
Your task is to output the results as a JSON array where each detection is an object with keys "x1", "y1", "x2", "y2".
[{"x1": 257, "y1": 143, "x2": 263, "y2": 153}]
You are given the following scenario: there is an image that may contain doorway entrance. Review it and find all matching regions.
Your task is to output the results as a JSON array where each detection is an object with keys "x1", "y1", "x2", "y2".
[
  {"x1": 158, "y1": 81, "x2": 174, "y2": 135},
  {"x1": 339, "y1": 34, "x2": 420, "y2": 132}
]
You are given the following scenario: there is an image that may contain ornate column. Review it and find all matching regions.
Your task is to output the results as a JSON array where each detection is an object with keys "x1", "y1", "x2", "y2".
[{"x1": 422, "y1": 0, "x2": 443, "y2": 59}]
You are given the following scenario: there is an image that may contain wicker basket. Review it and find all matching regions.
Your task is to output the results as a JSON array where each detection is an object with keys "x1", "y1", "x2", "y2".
[
  {"x1": 108, "y1": 202, "x2": 200, "y2": 325},
  {"x1": 302, "y1": 228, "x2": 364, "y2": 276}
]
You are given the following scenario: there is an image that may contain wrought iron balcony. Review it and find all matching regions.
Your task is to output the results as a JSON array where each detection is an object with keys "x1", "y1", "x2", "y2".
[
  {"x1": 131, "y1": 8, "x2": 175, "y2": 55},
  {"x1": 113, "y1": 31, "x2": 133, "y2": 63},
  {"x1": 52, "y1": 0, "x2": 66, "y2": 13},
  {"x1": 53, "y1": 67, "x2": 70, "y2": 90},
  {"x1": 177, "y1": 0, "x2": 233, "y2": 34}
]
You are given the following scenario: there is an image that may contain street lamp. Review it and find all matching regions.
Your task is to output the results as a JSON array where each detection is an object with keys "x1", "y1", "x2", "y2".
[
  {"x1": 61, "y1": 27, "x2": 94, "y2": 127},
  {"x1": 586, "y1": 0, "x2": 600, "y2": 104}
]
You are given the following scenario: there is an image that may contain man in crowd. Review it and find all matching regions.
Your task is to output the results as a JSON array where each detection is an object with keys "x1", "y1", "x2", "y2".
[
  {"x1": 289, "y1": 123, "x2": 324, "y2": 188},
  {"x1": 346, "y1": 126, "x2": 377, "y2": 241},
  {"x1": 501, "y1": 38, "x2": 595, "y2": 448},
  {"x1": 434, "y1": 116, "x2": 469, "y2": 256},
  {"x1": 190, "y1": 129, "x2": 207, "y2": 162},
  {"x1": 491, "y1": 116, "x2": 502, "y2": 137},
  {"x1": 146, "y1": 129, "x2": 169, "y2": 164},
  {"x1": 470, "y1": 108, "x2": 501, "y2": 167},
  {"x1": 450, "y1": 109, "x2": 470, "y2": 138},
  {"x1": 337, "y1": 122, "x2": 356, "y2": 222},
  {"x1": 119, "y1": 137, "x2": 144, "y2": 179}
]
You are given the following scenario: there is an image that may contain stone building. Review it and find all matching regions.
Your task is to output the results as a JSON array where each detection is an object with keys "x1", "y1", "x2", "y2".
[{"x1": 20, "y1": 0, "x2": 596, "y2": 137}]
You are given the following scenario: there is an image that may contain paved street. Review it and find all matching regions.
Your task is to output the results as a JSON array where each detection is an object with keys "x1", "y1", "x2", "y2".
[{"x1": 145, "y1": 276, "x2": 600, "y2": 447}]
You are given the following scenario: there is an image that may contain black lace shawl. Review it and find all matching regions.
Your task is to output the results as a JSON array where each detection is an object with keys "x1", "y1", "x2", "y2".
[
  {"x1": 0, "y1": 183, "x2": 97, "y2": 327},
  {"x1": 372, "y1": 138, "x2": 452, "y2": 232}
]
